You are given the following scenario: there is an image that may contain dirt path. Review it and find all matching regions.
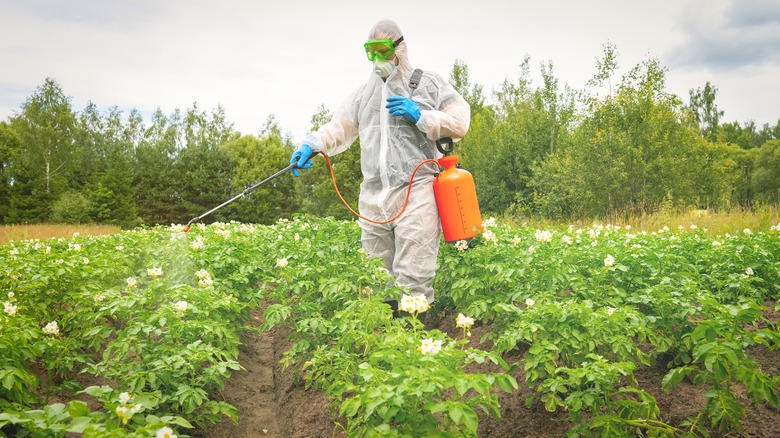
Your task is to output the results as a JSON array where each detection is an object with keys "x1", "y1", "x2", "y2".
[
  {"x1": 200, "y1": 310, "x2": 341, "y2": 438},
  {"x1": 201, "y1": 313, "x2": 281, "y2": 437}
]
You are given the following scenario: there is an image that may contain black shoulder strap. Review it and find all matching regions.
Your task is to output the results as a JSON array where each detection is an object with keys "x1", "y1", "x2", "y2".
[
  {"x1": 409, "y1": 68, "x2": 423, "y2": 96},
  {"x1": 407, "y1": 68, "x2": 434, "y2": 159}
]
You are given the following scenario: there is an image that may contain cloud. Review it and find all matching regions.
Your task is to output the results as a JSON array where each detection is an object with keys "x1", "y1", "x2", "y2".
[
  {"x1": 666, "y1": 0, "x2": 780, "y2": 70},
  {"x1": 5, "y1": 0, "x2": 164, "y2": 29}
]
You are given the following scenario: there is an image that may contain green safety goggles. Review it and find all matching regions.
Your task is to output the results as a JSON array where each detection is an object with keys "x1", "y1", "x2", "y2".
[{"x1": 364, "y1": 36, "x2": 404, "y2": 61}]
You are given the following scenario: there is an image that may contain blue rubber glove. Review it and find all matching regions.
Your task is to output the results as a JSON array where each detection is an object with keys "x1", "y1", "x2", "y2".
[
  {"x1": 290, "y1": 143, "x2": 315, "y2": 177},
  {"x1": 386, "y1": 96, "x2": 421, "y2": 124}
]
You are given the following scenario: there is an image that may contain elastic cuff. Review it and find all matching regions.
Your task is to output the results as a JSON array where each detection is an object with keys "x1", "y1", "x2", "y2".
[
  {"x1": 301, "y1": 134, "x2": 322, "y2": 153},
  {"x1": 415, "y1": 112, "x2": 427, "y2": 133}
]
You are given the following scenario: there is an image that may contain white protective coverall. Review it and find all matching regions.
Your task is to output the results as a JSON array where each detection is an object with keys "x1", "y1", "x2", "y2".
[{"x1": 299, "y1": 19, "x2": 471, "y2": 303}]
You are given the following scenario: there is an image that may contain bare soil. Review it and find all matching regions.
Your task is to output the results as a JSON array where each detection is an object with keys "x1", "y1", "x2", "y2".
[{"x1": 200, "y1": 306, "x2": 780, "y2": 438}]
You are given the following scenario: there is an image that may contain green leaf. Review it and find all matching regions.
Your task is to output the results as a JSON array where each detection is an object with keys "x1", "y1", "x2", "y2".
[
  {"x1": 66, "y1": 400, "x2": 91, "y2": 418},
  {"x1": 461, "y1": 404, "x2": 480, "y2": 433},
  {"x1": 448, "y1": 403, "x2": 463, "y2": 424},
  {"x1": 662, "y1": 366, "x2": 694, "y2": 392},
  {"x1": 341, "y1": 397, "x2": 361, "y2": 418},
  {"x1": 454, "y1": 377, "x2": 471, "y2": 396},
  {"x1": 493, "y1": 373, "x2": 518, "y2": 393},
  {"x1": 65, "y1": 416, "x2": 92, "y2": 433},
  {"x1": 81, "y1": 385, "x2": 113, "y2": 397}
]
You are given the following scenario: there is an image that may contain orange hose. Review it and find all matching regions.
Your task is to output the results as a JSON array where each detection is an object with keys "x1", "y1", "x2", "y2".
[{"x1": 320, "y1": 152, "x2": 438, "y2": 225}]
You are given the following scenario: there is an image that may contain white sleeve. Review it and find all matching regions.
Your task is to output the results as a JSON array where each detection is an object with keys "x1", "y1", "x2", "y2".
[{"x1": 301, "y1": 87, "x2": 362, "y2": 156}]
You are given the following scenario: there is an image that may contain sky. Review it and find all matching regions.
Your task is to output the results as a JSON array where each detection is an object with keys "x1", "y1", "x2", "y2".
[{"x1": 1, "y1": 0, "x2": 779, "y2": 144}]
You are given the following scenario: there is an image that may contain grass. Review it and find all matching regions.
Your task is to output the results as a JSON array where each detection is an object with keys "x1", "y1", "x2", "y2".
[
  {"x1": 616, "y1": 205, "x2": 780, "y2": 235},
  {"x1": 0, "y1": 223, "x2": 121, "y2": 245},
  {"x1": 509, "y1": 205, "x2": 780, "y2": 235}
]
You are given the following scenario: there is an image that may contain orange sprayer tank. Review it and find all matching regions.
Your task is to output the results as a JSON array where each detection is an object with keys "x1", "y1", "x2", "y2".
[{"x1": 433, "y1": 154, "x2": 483, "y2": 242}]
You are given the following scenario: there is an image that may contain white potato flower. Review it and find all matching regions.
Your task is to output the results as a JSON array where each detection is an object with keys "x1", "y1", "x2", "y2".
[
  {"x1": 604, "y1": 255, "x2": 615, "y2": 268},
  {"x1": 156, "y1": 427, "x2": 177, "y2": 438},
  {"x1": 454, "y1": 240, "x2": 469, "y2": 252},
  {"x1": 534, "y1": 229, "x2": 552, "y2": 242},
  {"x1": 189, "y1": 237, "x2": 205, "y2": 250},
  {"x1": 42, "y1": 321, "x2": 59, "y2": 336},
  {"x1": 455, "y1": 313, "x2": 474, "y2": 329},
  {"x1": 147, "y1": 267, "x2": 164, "y2": 278},
  {"x1": 398, "y1": 294, "x2": 430, "y2": 314},
  {"x1": 174, "y1": 301, "x2": 191, "y2": 312},
  {"x1": 419, "y1": 338, "x2": 443, "y2": 355},
  {"x1": 119, "y1": 392, "x2": 132, "y2": 404},
  {"x1": 115, "y1": 406, "x2": 131, "y2": 424}
]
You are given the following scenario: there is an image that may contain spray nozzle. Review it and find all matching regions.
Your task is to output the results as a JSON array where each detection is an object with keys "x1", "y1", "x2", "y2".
[{"x1": 183, "y1": 216, "x2": 201, "y2": 233}]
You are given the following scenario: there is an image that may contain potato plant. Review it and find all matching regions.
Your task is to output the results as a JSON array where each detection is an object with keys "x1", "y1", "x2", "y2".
[{"x1": 1, "y1": 218, "x2": 778, "y2": 437}]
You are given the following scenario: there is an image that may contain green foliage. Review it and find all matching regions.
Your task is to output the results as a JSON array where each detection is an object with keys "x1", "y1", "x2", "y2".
[
  {"x1": 220, "y1": 119, "x2": 298, "y2": 224},
  {"x1": 6, "y1": 78, "x2": 78, "y2": 223},
  {"x1": 752, "y1": 140, "x2": 780, "y2": 203},
  {"x1": 719, "y1": 119, "x2": 780, "y2": 150},
  {"x1": 459, "y1": 56, "x2": 575, "y2": 215},
  {"x1": 435, "y1": 218, "x2": 779, "y2": 435},
  {"x1": 662, "y1": 300, "x2": 779, "y2": 434},
  {"x1": 74, "y1": 104, "x2": 141, "y2": 228},
  {"x1": 49, "y1": 191, "x2": 91, "y2": 224},
  {"x1": 1, "y1": 217, "x2": 778, "y2": 436},
  {"x1": 531, "y1": 58, "x2": 737, "y2": 218},
  {"x1": 0, "y1": 122, "x2": 21, "y2": 223},
  {"x1": 688, "y1": 81, "x2": 724, "y2": 140},
  {"x1": 450, "y1": 60, "x2": 486, "y2": 115}
]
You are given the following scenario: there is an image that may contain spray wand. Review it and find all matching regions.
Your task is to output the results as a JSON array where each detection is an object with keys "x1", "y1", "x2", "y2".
[
  {"x1": 182, "y1": 139, "x2": 481, "y2": 242},
  {"x1": 182, "y1": 154, "x2": 317, "y2": 232}
]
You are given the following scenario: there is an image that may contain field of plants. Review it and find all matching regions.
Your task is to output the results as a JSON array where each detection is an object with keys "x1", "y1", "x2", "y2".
[{"x1": 1, "y1": 217, "x2": 779, "y2": 437}]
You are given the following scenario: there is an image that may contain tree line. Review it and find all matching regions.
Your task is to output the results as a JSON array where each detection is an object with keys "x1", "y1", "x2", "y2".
[{"x1": 1, "y1": 47, "x2": 778, "y2": 228}]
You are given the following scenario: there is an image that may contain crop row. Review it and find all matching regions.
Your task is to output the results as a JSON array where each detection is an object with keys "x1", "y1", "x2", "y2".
[{"x1": 1, "y1": 218, "x2": 779, "y2": 436}]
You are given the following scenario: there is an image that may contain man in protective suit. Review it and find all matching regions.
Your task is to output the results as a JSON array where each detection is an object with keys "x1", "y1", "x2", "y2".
[{"x1": 290, "y1": 19, "x2": 471, "y2": 305}]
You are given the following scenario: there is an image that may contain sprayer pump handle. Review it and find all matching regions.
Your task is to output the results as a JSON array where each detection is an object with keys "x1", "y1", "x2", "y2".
[{"x1": 436, "y1": 137, "x2": 454, "y2": 156}]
